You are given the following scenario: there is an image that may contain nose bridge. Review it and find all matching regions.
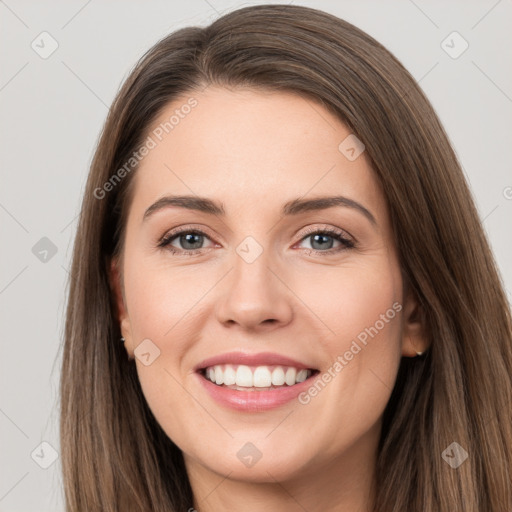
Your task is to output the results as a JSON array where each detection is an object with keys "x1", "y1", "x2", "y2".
[
  {"x1": 214, "y1": 233, "x2": 293, "y2": 329},
  {"x1": 233, "y1": 237, "x2": 273, "y2": 293}
]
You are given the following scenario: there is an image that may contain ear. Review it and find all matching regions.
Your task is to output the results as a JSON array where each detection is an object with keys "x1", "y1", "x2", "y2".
[
  {"x1": 109, "y1": 258, "x2": 135, "y2": 359},
  {"x1": 401, "y1": 284, "x2": 429, "y2": 358}
]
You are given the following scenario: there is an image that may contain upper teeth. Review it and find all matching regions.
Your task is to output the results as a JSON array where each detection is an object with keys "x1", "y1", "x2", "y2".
[{"x1": 205, "y1": 364, "x2": 311, "y2": 387}]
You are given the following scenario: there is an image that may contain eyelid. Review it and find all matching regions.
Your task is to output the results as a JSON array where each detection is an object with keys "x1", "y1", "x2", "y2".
[
  {"x1": 296, "y1": 224, "x2": 355, "y2": 243},
  {"x1": 159, "y1": 224, "x2": 217, "y2": 242}
]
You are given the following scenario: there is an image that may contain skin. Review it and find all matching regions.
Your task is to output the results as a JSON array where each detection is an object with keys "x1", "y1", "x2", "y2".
[{"x1": 111, "y1": 86, "x2": 427, "y2": 512}]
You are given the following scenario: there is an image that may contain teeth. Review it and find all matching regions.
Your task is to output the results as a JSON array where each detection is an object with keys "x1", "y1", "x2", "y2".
[
  {"x1": 203, "y1": 364, "x2": 313, "y2": 388},
  {"x1": 253, "y1": 366, "x2": 272, "y2": 387},
  {"x1": 214, "y1": 366, "x2": 224, "y2": 385},
  {"x1": 271, "y1": 367, "x2": 285, "y2": 386},
  {"x1": 236, "y1": 365, "x2": 253, "y2": 387},
  {"x1": 296, "y1": 369, "x2": 308, "y2": 383},
  {"x1": 223, "y1": 365, "x2": 236, "y2": 385},
  {"x1": 285, "y1": 367, "x2": 296, "y2": 386}
]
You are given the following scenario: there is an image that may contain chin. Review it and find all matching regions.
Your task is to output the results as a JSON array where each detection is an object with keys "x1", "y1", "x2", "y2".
[{"x1": 189, "y1": 441, "x2": 313, "y2": 483}]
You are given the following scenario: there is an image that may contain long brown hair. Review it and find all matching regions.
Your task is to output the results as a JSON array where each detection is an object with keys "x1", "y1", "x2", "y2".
[{"x1": 60, "y1": 4, "x2": 512, "y2": 511}]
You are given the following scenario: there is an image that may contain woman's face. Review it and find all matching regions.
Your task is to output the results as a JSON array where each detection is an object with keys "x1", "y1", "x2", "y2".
[{"x1": 113, "y1": 86, "x2": 423, "y2": 485}]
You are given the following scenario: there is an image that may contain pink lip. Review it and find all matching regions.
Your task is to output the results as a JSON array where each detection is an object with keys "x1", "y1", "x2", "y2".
[
  {"x1": 195, "y1": 371, "x2": 317, "y2": 412},
  {"x1": 193, "y1": 351, "x2": 314, "y2": 371},
  {"x1": 193, "y1": 351, "x2": 318, "y2": 412}
]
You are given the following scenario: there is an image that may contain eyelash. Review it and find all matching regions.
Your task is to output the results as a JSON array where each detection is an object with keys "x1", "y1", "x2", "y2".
[{"x1": 157, "y1": 225, "x2": 355, "y2": 257}]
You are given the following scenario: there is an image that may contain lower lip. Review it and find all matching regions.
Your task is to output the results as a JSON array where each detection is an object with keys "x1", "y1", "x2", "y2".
[{"x1": 196, "y1": 372, "x2": 317, "y2": 412}]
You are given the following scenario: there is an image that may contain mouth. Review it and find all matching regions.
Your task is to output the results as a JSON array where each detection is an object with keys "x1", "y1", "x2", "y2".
[
  {"x1": 197, "y1": 364, "x2": 320, "y2": 391},
  {"x1": 193, "y1": 351, "x2": 320, "y2": 410}
]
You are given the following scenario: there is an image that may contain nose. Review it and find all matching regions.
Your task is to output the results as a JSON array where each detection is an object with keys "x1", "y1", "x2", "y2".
[{"x1": 215, "y1": 248, "x2": 294, "y2": 331}]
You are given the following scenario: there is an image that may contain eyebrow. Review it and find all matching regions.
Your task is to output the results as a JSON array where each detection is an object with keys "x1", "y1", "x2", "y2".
[{"x1": 143, "y1": 194, "x2": 377, "y2": 226}]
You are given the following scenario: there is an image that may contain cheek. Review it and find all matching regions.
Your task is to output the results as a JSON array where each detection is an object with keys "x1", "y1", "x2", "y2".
[
  {"x1": 297, "y1": 260, "x2": 401, "y2": 350},
  {"x1": 124, "y1": 256, "x2": 206, "y2": 343},
  {"x1": 122, "y1": 256, "x2": 212, "y2": 433},
  {"x1": 296, "y1": 262, "x2": 403, "y2": 439},
  {"x1": 332, "y1": 268, "x2": 400, "y2": 349},
  {"x1": 296, "y1": 259, "x2": 402, "y2": 391}
]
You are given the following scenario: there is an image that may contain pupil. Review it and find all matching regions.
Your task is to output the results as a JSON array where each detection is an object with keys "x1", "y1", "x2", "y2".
[{"x1": 311, "y1": 234, "x2": 333, "y2": 250}]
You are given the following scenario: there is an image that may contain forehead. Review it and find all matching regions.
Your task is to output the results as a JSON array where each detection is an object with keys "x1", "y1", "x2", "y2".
[{"x1": 128, "y1": 86, "x2": 386, "y2": 222}]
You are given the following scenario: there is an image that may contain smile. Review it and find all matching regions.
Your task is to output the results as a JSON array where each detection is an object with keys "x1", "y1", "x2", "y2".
[
  {"x1": 200, "y1": 364, "x2": 316, "y2": 390},
  {"x1": 194, "y1": 352, "x2": 319, "y2": 411}
]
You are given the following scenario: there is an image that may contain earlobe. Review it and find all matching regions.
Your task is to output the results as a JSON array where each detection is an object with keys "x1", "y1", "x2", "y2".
[
  {"x1": 401, "y1": 286, "x2": 429, "y2": 358},
  {"x1": 109, "y1": 259, "x2": 135, "y2": 359}
]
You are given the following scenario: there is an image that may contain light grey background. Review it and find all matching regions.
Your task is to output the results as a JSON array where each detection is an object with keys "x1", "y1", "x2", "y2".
[{"x1": 1, "y1": 0, "x2": 511, "y2": 510}]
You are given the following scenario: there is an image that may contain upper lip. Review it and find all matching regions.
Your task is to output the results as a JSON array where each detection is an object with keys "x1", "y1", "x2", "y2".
[{"x1": 194, "y1": 351, "x2": 316, "y2": 371}]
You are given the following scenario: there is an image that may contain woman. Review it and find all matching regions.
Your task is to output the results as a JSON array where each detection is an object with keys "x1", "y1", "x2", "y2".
[{"x1": 60, "y1": 4, "x2": 512, "y2": 511}]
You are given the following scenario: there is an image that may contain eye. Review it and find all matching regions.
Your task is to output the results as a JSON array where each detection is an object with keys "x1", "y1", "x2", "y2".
[
  {"x1": 157, "y1": 228, "x2": 216, "y2": 256},
  {"x1": 157, "y1": 225, "x2": 355, "y2": 257},
  {"x1": 295, "y1": 226, "x2": 355, "y2": 255}
]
